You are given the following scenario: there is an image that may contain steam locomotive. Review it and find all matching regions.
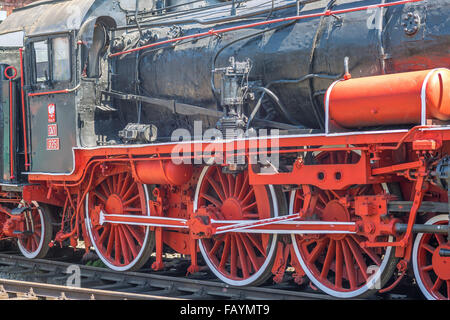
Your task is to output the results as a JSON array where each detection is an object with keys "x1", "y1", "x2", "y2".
[{"x1": 0, "y1": 0, "x2": 449, "y2": 299}]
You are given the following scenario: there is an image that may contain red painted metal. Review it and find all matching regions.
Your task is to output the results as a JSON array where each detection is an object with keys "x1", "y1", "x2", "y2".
[
  {"x1": 328, "y1": 69, "x2": 450, "y2": 127},
  {"x1": 134, "y1": 160, "x2": 193, "y2": 185},
  {"x1": 27, "y1": 125, "x2": 448, "y2": 184},
  {"x1": 110, "y1": 0, "x2": 423, "y2": 58},
  {"x1": 28, "y1": 88, "x2": 75, "y2": 97}
]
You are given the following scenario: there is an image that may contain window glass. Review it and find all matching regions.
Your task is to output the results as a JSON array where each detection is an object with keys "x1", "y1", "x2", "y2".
[
  {"x1": 52, "y1": 37, "x2": 71, "y2": 82},
  {"x1": 33, "y1": 40, "x2": 49, "y2": 82}
]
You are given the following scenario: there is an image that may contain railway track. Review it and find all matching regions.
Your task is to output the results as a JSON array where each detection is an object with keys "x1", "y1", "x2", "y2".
[{"x1": 0, "y1": 251, "x2": 335, "y2": 300}]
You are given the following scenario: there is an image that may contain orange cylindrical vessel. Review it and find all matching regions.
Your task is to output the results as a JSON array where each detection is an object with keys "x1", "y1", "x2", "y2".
[
  {"x1": 327, "y1": 69, "x2": 450, "y2": 128},
  {"x1": 135, "y1": 160, "x2": 193, "y2": 185}
]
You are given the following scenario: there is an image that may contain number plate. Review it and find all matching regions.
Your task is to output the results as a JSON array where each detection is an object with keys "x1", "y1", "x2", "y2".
[
  {"x1": 48, "y1": 124, "x2": 58, "y2": 137},
  {"x1": 46, "y1": 138, "x2": 60, "y2": 151}
]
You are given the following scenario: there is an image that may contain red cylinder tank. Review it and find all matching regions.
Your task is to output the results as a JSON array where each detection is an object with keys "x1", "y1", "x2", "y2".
[
  {"x1": 326, "y1": 69, "x2": 450, "y2": 128},
  {"x1": 135, "y1": 160, "x2": 193, "y2": 186}
]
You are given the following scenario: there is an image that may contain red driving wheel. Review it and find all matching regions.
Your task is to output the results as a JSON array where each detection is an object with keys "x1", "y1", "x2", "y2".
[
  {"x1": 413, "y1": 214, "x2": 450, "y2": 300},
  {"x1": 195, "y1": 166, "x2": 283, "y2": 286},
  {"x1": 290, "y1": 151, "x2": 397, "y2": 298},
  {"x1": 85, "y1": 171, "x2": 154, "y2": 271}
]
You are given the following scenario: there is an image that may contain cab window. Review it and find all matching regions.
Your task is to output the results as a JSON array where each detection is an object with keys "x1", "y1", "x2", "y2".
[
  {"x1": 31, "y1": 35, "x2": 71, "y2": 84},
  {"x1": 33, "y1": 40, "x2": 49, "y2": 82},
  {"x1": 52, "y1": 37, "x2": 71, "y2": 82}
]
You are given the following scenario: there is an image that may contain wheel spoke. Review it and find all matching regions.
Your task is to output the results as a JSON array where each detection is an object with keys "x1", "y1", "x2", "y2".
[
  {"x1": 421, "y1": 264, "x2": 433, "y2": 272},
  {"x1": 237, "y1": 173, "x2": 249, "y2": 201},
  {"x1": 112, "y1": 174, "x2": 118, "y2": 193},
  {"x1": 307, "y1": 239, "x2": 328, "y2": 264},
  {"x1": 219, "y1": 235, "x2": 231, "y2": 271},
  {"x1": 235, "y1": 234, "x2": 249, "y2": 279},
  {"x1": 230, "y1": 235, "x2": 237, "y2": 277},
  {"x1": 233, "y1": 173, "x2": 242, "y2": 198},
  {"x1": 106, "y1": 226, "x2": 115, "y2": 257},
  {"x1": 227, "y1": 174, "x2": 235, "y2": 199},
  {"x1": 345, "y1": 237, "x2": 369, "y2": 281},
  {"x1": 432, "y1": 278, "x2": 443, "y2": 292},
  {"x1": 100, "y1": 182, "x2": 110, "y2": 199},
  {"x1": 351, "y1": 235, "x2": 381, "y2": 266},
  {"x1": 118, "y1": 226, "x2": 131, "y2": 265},
  {"x1": 209, "y1": 239, "x2": 223, "y2": 256},
  {"x1": 341, "y1": 240, "x2": 357, "y2": 288},
  {"x1": 106, "y1": 177, "x2": 114, "y2": 197},
  {"x1": 121, "y1": 225, "x2": 139, "y2": 259},
  {"x1": 239, "y1": 233, "x2": 261, "y2": 271},
  {"x1": 241, "y1": 189, "x2": 255, "y2": 206},
  {"x1": 98, "y1": 225, "x2": 111, "y2": 245},
  {"x1": 246, "y1": 234, "x2": 266, "y2": 257},
  {"x1": 123, "y1": 194, "x2": 140, "y2": 207},
  {"x1": 200, "y1": 193, "x2": 222, "y2": 208},
  {"x1": 335, "y1": 240, "x2": 343, "y2": 289},
  {"x1": 114, "y1": 228, "x2": 121, "y2": 264},
  {"x1": 422, "y1": 243, "x2": 436, "y2": 254},
  {"x1": 242, "y1": 202, "x2": 257, "y2": 213},
  {"x1": 205, "y1": 175, "x2": 226, "y2": 203},
  {"x1": 116, "y1": 173, "x2": 124, "y2": 194},
  {"x1": 435, "y1": 234, "x2": 445, "y2": 246},
  {"x1": 119, "y1": 174, "x2": 131, "y2": 197},
  {"x1": 216, "y1": 167, "x2": 229, "y2": 198},
  {"x1": 122, "y1": 185, "x2": 136, "y2": 202},
  {"x1": 125, "y1": 224, "x2": 144, "y2": 247},
  {"x1": 320, "y1": 239, "x2": 336, "y2": 280},
  {"x1": 94, "y1": 191, "x2": 108, "y2": 204}
]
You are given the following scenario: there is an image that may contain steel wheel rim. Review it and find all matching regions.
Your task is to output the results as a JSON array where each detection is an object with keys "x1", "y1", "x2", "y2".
[
  {"x1": 85, "y1": 172, "x2": 152, "y2": 271},
  {"x1": 17, "y1": 203, "x2": 45, "y2": 259},
  {"x1": 412, "y1": 214, "x2": 450, "y2": 300},
  {"x1": 194, "y1": 166, "x2": 278, "y2": 286}
]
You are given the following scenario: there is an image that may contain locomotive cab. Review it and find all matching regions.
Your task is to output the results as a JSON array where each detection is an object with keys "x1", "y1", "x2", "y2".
[{"x1": 24, "y1": 32, "x2": 78, "y2": 174}]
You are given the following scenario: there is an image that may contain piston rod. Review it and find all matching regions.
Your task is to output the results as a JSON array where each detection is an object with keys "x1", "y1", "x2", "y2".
[{"x1": 395, "y1": 223, "x2": 449, "y2": 234}]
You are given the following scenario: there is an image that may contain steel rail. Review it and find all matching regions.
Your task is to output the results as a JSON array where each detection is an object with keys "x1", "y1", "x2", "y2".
[
  {"x1": 0, "y1": 278, "x2": 180, "y2": 300},
  {"x1": 0, "y1": 253, "x2": 332, "y2": 300}
]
